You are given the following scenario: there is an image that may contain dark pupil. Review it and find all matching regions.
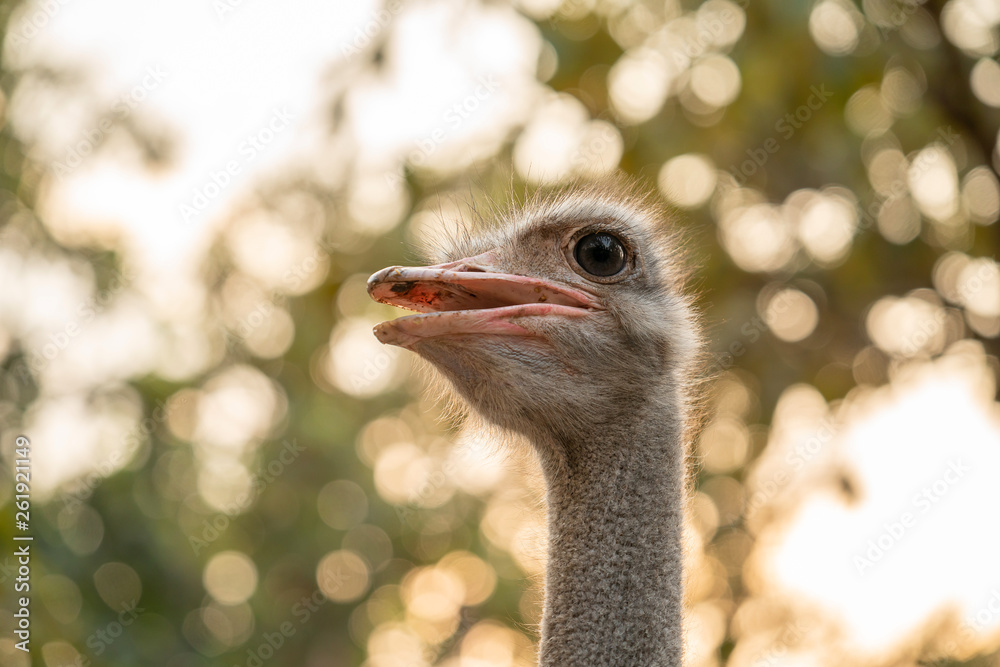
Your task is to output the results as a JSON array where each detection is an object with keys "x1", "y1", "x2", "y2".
[{"x1": 575, "y1": 233, "x2": 626, "y2": 277}]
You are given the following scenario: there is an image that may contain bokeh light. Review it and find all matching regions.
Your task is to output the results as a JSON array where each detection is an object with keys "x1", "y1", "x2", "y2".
[
  {"x1": 761, "y1": 287, "x2": 820, "y2": 343},
  {"x1": 809, "y1": 0, "x2": 864, "y2": 56},
  {"x1": 203, "y1": 551, "x2": 259, "y2": 605},
  {"x1": 318, "y1": 550, "x2": 371, "y2": 603},
  {"x1": 658, "y1": 153, "x2": 718, "y2": 208}
]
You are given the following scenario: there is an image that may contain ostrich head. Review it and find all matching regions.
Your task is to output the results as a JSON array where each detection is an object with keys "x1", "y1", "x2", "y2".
[
  {"x1": 368, "y1": 180, "x2": 699, "y2": 665},
  {"x1": 367, "y1": 181, "x2": 700, "y2": 456}
]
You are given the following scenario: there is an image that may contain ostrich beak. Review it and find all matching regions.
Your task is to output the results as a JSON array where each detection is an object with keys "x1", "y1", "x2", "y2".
[{"x1": 367, "y1": 252, "x2": 600, "y2": 348}]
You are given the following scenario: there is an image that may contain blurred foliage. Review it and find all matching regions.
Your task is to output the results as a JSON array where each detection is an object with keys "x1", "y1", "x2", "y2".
[{"x1": 0, "y1": 0, "x2": 999, "y2": 666}]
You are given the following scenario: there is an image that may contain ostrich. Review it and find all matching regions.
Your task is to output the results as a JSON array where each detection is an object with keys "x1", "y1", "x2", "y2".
[{"x1": 367, "y1": 180, "x2": 700, "y2": 666}]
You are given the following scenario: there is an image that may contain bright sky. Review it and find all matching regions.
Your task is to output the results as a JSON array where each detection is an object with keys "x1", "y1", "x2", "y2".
[
  {"x1": 7, "y1": 0, "x2": 378, "y2": 265},
  {"x1": 747, "y1": 342, "x2": 1000, "y2": 661},
  {"x1": 4, "y1": 0, "x2": 545, "y2": 496}
]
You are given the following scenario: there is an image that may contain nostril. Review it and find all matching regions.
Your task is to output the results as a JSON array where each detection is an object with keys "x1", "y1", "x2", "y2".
[
  {"x1": 459, "y1": 263, "x2": 489, "y2": 273},
  {"x1": 450, "y1": 250, "x2": 498, "y2": 273}
]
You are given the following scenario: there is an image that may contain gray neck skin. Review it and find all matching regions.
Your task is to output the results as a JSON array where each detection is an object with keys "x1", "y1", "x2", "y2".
[{"x1": 533, "y1": 405, "x2": 685, "y2": 667}]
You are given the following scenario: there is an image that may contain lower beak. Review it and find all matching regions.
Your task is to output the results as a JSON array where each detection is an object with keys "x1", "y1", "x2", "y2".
[{"x1": 366, "y1": 253, "x2": 600, "y2": 348}]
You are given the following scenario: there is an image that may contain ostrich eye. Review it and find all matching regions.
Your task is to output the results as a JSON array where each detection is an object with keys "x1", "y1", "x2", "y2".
[{"x1": 574, "y1": 233, "x2": 626, "y2": 277}]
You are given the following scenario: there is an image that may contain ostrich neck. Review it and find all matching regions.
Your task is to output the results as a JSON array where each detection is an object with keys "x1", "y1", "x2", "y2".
[{"x1": 535, "y1": 404, "x2": 685, "y2": 667}]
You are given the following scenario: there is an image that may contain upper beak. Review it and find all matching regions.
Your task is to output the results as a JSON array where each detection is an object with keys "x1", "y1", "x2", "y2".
[{"x1": 367, "y1": 252, "x2": 601, "y2": 348}]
